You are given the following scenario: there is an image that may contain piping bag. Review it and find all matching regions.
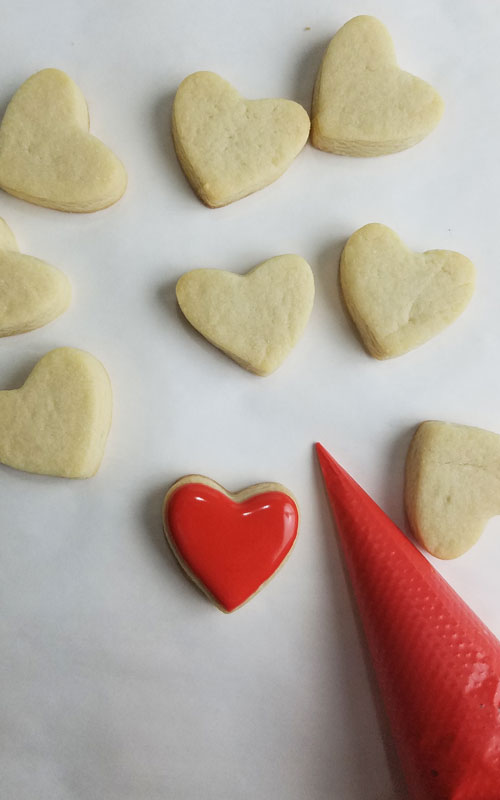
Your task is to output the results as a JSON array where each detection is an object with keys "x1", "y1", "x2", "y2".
[{"x1": 316, "y1": 442, "x2": 500, "y2": 800}]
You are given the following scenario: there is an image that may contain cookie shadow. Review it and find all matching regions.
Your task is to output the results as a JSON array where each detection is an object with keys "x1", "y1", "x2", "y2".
[
  {"x1": 153, "y1": 90, "x2": 196, "y2": 201},
  {"x1": 156, "y1": 276, "x2": 204, "y2": 346},
  {"x1": 156, "y1": 277, "x2": 239, "y2": 372},
  {"x1": 0, "y1": 77, "x2": 18, "y2": 122},
  {"x1": 0, "y1": 346, "x2": 47, "y2": 388},
  {"x1": 140, "y1": 481, "x2": 209, "y2": 608},
  {"x1": 312, "y1": 447, "x2": 410, "y2": 799},
  {"x1": 313, "y1": 237, "x2": 366, "y2": 356},
  {"x1": 156, "y1": 276, "x2": 178, "y2": 317},
  {"x1": 292, "y1": 35, "x2": 331, "y2": 115},
  {"x1": 380, "y1": 423, "x2": 419, "y2": 536},
  {"x1": 140, "y1": 481, "x2": 175, "y2": 570}
]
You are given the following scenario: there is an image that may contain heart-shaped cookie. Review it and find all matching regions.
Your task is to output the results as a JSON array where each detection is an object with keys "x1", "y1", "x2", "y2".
[
  {"x1": 0, "y1": 218, "x2": 71, "y2": 336},
  {"x1": 311, "y1": 15, "x2": 444, "y2": 156},
  {"x1": 163, "y1": 475, "x2": 299, "y2": 612},
  {"x1": 340, "y1": 224, "x2": 475, "y2": 359},
  {"x1": 172, "y1": 71, "x2": 310, "y2": 207},
  {"x1": 0, "y1": 69, "x2": 127, "y2": 212},
  {"x1": 405, "y1": 421, "x2": 500, "y2": 559},
  {"x1": 0, "y1": 347, "x2": 112, "y2": 478},
  {"x1": 176, "y1": 254, "x2": 314, "y2": 375}
]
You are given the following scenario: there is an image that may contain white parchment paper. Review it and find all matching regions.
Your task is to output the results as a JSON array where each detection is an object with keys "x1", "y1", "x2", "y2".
[{"x1": 1, "y1": 2, "x2": 499, "y2": 798}]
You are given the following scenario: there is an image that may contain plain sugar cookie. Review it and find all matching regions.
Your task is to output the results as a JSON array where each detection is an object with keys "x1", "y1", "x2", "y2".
[
  {"x1": 163, "y1": 475, "x2": 299, "y2": 612},
  {"x1": 0, "y1": 69, "x2": 127, "y2": 212},
  {"x1": 311, "y1": 16, "x2": 444, "y2": 156},
  {"x1": 405, "y1": 421, "x2": 500, "y2": 559},
  {"x1": 0, "y1": 348, "x2": 112, "y2": 478},
  {"x1": 0, "y1": 218, "x2": 71, "y2": 336},
  {"x1": 176, "y1": 254, "x2": 315, "y2": 375},
  {"x1": 172, "y1": 71, "x2": 310, "y2": 207},
  {"x1": 340, "y1": 224, "x2": 475, "y2": 359}
]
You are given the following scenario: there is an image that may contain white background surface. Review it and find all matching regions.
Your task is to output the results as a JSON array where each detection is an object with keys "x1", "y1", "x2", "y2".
[{"x1": 0, "y1": 1, "x2": 499, "y2": 798}]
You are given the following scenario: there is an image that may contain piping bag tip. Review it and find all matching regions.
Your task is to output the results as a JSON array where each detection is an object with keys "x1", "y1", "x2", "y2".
[{"x1": 315, "y1": 441, "x2": 500, "y2": 800}]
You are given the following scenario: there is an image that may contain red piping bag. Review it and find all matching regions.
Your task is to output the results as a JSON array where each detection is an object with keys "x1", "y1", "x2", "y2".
[{"x1": 316, "y1": 442, "x2": 500, "y2": 800}]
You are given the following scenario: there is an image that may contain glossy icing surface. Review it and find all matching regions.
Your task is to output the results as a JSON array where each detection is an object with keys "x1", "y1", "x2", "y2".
[{"x1": 165, "y1": 483, "x2": 298, "y2": 611}]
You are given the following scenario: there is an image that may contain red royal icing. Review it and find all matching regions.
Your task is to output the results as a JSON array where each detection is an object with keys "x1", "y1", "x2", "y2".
[{"x1": 165, "y1": 482, "x2": 298, "y2": 612}]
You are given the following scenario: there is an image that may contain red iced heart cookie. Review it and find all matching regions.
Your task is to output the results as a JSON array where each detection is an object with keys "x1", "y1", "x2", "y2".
[{"x1": 163, "y1": 475, "x2": 299, "y2": 612}]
